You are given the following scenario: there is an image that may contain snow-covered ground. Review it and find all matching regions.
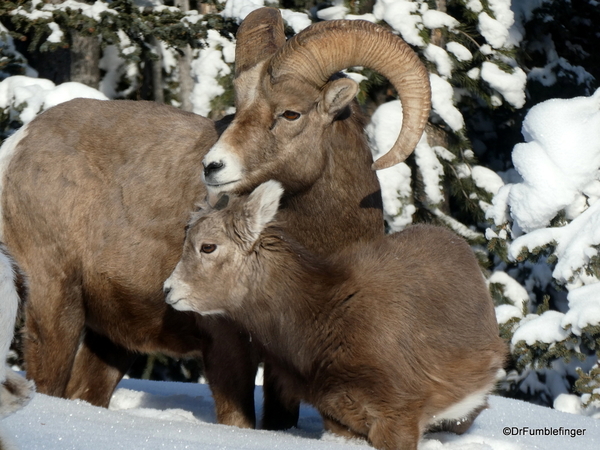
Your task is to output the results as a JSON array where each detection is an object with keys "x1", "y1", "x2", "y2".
[{"x1": 1, "y1": 376, "x2": 598, "y2": 450}]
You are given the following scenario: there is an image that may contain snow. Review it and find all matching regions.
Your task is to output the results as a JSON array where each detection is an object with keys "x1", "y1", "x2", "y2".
[
  {"x1": 507, "y1": 91, "x2": 600, "y2": 232},
  {"x1": 2, "y1": 376, "x2": 599, "y2": 450},
  {"x1": 424, "y1": 44, "x2": 453, "y2": 80},
  {"x1": 484, "y1": 88, "x2": 600, "y2": 390},
  {"x1": 496, "y1": 304, "x2": 524, "y2": 324},
  {"x1": 190, "y1": 29, "x2": 235, "y2": 117},
  {"x1": 429, "y1": 74, "x2": 464, "y2": 131},
  {"x1": 511, "y1": 311, "x2": 570, "y2": 346},
  {"x1": 45, "y1": 22, "x2": 64, "y2": 44},
  {"x1": 11, "y1": 0, "x2": 116, "y2": 31},
  {"x1": 480, "y1": 63, "x2": 527, "y2": 108},
  {"x1": 366, "y1": 101, "x2": 415, "y2": 231},
  {"x1": 280, "y1": 10, "x2": 311, "y2": 33},
  {"x1": 373, "y1": 0, "x2": 424, "y2": 47},
  {"x1": 317, "y1": 1, "x2": 348, "y2": 21},
  {"x1": 446, "y1": 42, "x2": 473, "y2": 62},
  {"x1": 414, "y1": 137, "x2": 445, "y2": 206},
  {"x1": 471, "y1": 166, "x2": 505, "y2": 196},
  {"x1": 478, "y1": 12, "x2": 511, "y2": 49},
  {"x1": 0, "y1": 76, "x2": 107, "y2": 124},
  {"x1": 422, "y1": 10, "x2": 459, "y2": 30},
  {"x1": 488, "y1": 271, "x2": 530, "y2": 310},
  {"x1": 562, "y1": 283, "x2": 600, "y2": 335},
  {"x1": 222, "y1": 0, "x2": 265, "y2": 22}
]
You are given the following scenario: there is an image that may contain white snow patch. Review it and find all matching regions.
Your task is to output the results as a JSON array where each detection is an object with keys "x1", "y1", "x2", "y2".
[
  {"x1": 425, "y1": 44, "x2": 453, "y2": 79},
  {"x1": 446, "y1": 41, "x2": 473, "y2": 62},
  {"x1": 472, "y1": 165, "x2": 505, "y2": 195},
  {"x1": 3, "y1": 376, "x2": 600, "y2": 449},
  {"x1": 422, "y1": 10, "x2": 459, "y2": 30},
  {"x1": 221, "y1": 0, "x2": 264, "y2": 22},
  {"x1": 0, "y1": 76, "x2": 107, "y2": 124},
  {"x1": 190, "y1": 30, "x2": 235, "y2": 117},
  {"x1": 505, "y1": 90, "x2": 600, "y2": 233},
  {"x1": 280, "y1": 10, "x2": 311, "y2": 33},
  {"x1": 562, "y1": 283, "x2": 600, "y2": 335},
  {"x1": 45, "y1": 22, "x2": 64, "y2": 44},
  {"x1": 511, "y1": 311, "x2": 569, "y2": 346},
  {"x1": 496, "y1": 304, "x2": 524, "y2": 324},
  {"x1": 373, "y1": 0, "x2": 424, "y2": 47},
  {"x1": 429, "y1": 73, "x2": 464, "y2": 131},
  {"x1": 480, "y1": 62, "x2": 527, "y2": 108},
  {"x1": 488, "y1": 271, "x2": 530, "y2": 309},
  {"x1": 367, "y1": 100, "x2": 415, "y2": 230}
]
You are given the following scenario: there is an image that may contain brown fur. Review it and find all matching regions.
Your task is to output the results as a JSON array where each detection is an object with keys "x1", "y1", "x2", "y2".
[
  {"x1": 0, "y1": 10, "x2": 430, "y2": 430},
  {"x1": 0, "y1": 83, "x2": 382, "y2": 430},
  {"x1": 165, "y1": 182, "x2": 507, "y2": 450}
]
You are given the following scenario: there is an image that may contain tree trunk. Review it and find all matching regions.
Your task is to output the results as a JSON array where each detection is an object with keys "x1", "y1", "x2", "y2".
[
  {"x1": 175, "y1": 0, "x2": 194, "y2": 111},
  {"x1": 150, "y1": 36, "x2": 164, "y2": 104},
  {"x1": 69, "y1": 30, "x2": 100, "y2": 89},
  {"x1": 30, "y1": 1, "x2": 100, "y2": 88}
]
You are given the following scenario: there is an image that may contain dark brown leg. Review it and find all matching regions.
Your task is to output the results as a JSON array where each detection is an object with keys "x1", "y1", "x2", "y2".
[
  {"x1": 261, "y1": 361, "x2": 300, "y2": 430},
  {"x1": 200, "y1": 316, "x2": 259, "y2": 428},
  {"x1": 23, "y1": 275, "x2": 85, "y2": 398},
  {"x1": 65, "y1": 329, "x2": 137, "y2": 407}
]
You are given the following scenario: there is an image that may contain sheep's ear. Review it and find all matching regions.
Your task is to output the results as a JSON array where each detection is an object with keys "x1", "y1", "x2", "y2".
[
  {"x1": 242, "y1": 180, "x2": 284, "y2": 244},
  {"x1": 320, "y1": 77, "x2": 358, "y2": 117}
]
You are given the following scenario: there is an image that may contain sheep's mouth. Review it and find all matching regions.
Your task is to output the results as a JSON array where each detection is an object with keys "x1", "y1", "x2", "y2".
[
  {"x1": 204, "y1": 179, "x2": 241, "y2": 188},
  {"x1": 166, "y1": 297, "x2": 180, "y2": 306}
]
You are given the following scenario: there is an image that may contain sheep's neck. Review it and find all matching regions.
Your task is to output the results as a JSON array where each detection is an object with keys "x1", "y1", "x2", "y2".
[
  {"x1": 234, "y1": 232, "x2": 349, "y2": 378},
  {"x1": 277, "y1": 110, "x2": 384, "y2": 257}
]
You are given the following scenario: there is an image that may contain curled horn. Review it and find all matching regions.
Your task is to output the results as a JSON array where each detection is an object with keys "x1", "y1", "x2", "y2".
[
  {"x1": 234, "y1": 8, "x2": 286, "y2": 78},
  {"x1": 268, "y1": 20, "x2": 431, "y2": 170}
]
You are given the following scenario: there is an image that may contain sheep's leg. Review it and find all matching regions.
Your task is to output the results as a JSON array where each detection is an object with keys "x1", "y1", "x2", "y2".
[
  {"x1": 261, "y1": 362, "x2": 300, "y2": 430},
  {"x1": 200, "y1": 316, "x2": 258, "y2": 428},
  {"x1": 367, "y1": 415, "x2": 421, "y2": 450},
  {"x1": 322, "y1": 414, "x2": 366, "y2": 440},
  {"x1": 65, "y1": 329, "x2": 137, "y2": 407},
  {"x1": 23, "y1": 274, "x2": 85, "y2": 398}
]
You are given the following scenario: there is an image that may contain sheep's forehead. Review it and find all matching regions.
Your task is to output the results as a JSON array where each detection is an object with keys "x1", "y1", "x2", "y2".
[
  {"x1": 188, "y1": 202, "x2": 242, "y2": 242},
  {"x1": 188, "y1": 213, "x2": 226, "y2": 242},
  {"x1": 265, "y1": 79, "x2": 321, "y2": 111}
]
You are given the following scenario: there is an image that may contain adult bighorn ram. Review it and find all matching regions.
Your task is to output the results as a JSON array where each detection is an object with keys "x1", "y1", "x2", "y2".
[
  {"x1": 0, "y1": 8, "x2": 430, "y2": 429},
  {"x1": 164, "y1": 180, "x2": 507, "y2": 450}
]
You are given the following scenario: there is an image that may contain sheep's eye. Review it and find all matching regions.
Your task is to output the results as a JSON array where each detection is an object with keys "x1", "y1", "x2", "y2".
[
  {"x1": 281, "y1": 110, "x2": 301, "y2": 121},
  {"x1": 200, "y1": 243, "x2": 217, "y2": 254}
]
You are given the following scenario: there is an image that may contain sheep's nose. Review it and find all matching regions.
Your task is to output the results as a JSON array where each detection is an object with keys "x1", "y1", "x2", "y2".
[
  {"x1": 163, "y1": 286, "x2": 171, "y2": 297},
  {"x1": 203, "y1": 161, "x2": 224, "y2": 178}
]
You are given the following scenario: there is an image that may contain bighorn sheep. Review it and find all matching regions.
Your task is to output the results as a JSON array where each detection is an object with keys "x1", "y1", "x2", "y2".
[
  {"x1": 0, "y1": 8, "x2": 430, "y2": 429},
  {"x1": 164, "y1": 180, "x2": 507, "y2": 450}
]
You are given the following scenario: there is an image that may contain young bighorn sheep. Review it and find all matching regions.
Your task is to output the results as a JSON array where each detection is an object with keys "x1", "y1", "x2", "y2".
[
  {"x1": 164, "y1": 180, "x2": 507, "y2": 450},
  {"x1": 0, "y1": 8, "x2": 430, "y2": 429}
]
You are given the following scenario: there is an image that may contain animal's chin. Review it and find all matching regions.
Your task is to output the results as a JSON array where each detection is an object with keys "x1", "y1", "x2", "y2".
[
  {"x1": 205, "y1": 181, "x2": 241, "y2": 205},
  {"x1": 198, "y1": 309, "x2": 228, "y2": 317},
  {"x1": 166, "y1": 298, "x2": 191, "y2": 312},
  {"x1": 204, "y1": 179, "x2": 241, "y2": 191}
]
